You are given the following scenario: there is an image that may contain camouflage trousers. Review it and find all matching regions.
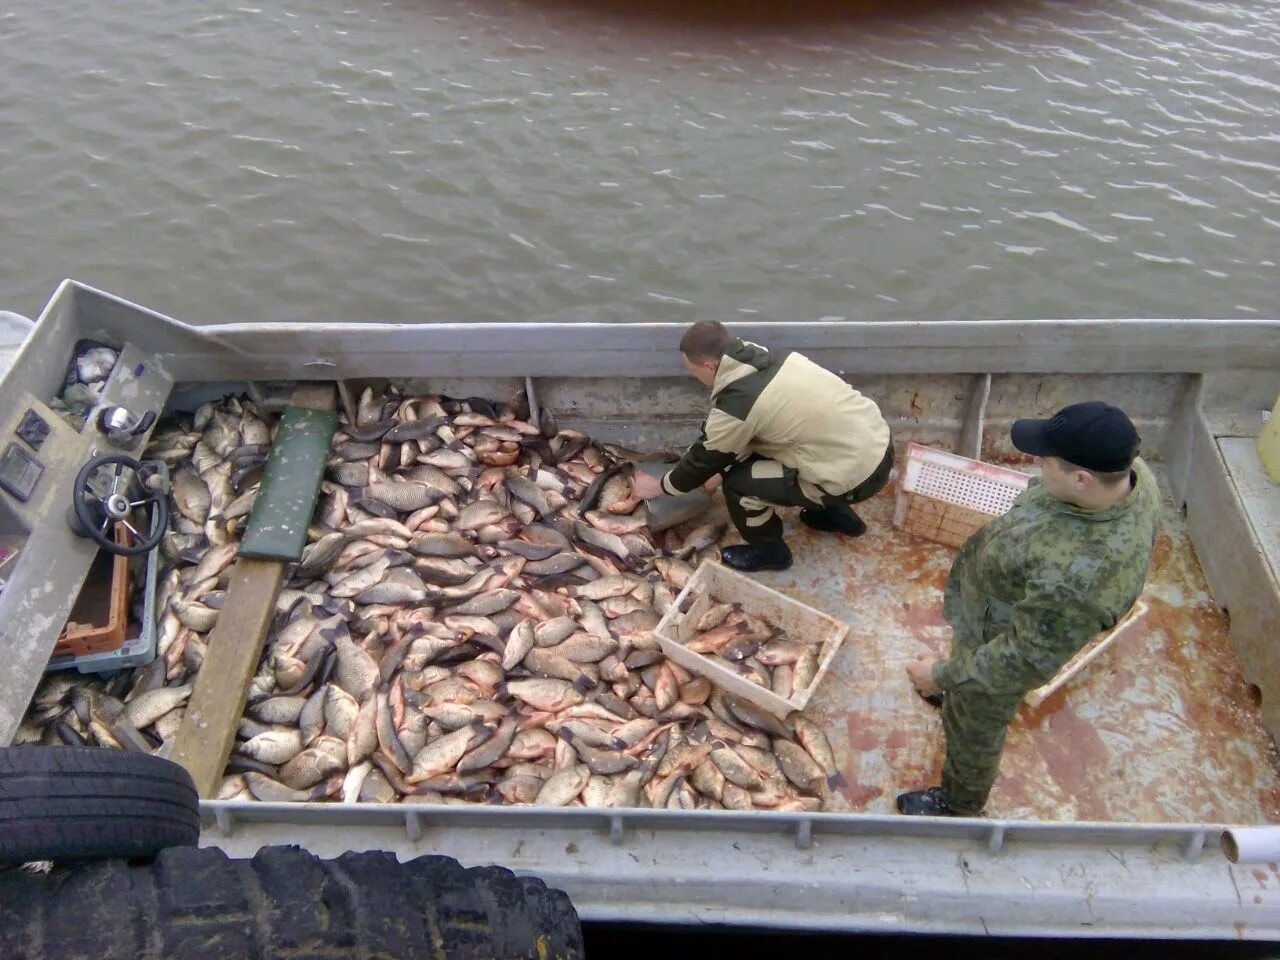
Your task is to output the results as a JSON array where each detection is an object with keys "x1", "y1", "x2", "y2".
[
  {"x1": 940, "y1": 688, "x2": 1022, "y2": 814},
  {"x1": 721, "y1": 445, "x2": 894, "y2": 548}
]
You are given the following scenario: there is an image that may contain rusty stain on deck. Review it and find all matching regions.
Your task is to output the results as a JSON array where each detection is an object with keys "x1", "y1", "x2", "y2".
[{"x1": 738, "y1": 466, "x2": 1280, "y2": 824}]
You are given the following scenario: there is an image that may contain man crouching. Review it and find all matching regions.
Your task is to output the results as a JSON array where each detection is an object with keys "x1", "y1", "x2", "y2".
[{"x1": 633, "y1": 321, "x2": 894, "y2": 573}]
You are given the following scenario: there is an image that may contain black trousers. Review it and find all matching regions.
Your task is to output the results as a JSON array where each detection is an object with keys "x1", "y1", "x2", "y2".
[{"x1": 721, "y1": 443, "x2": 895, "y2": 548}]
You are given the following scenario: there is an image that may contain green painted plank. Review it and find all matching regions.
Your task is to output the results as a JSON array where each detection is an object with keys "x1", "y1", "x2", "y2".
[{"x1": 239, "y1": 404, "x2": 338, "y2": 561}]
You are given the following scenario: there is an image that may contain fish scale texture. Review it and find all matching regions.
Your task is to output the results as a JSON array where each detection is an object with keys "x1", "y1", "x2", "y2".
[
  {"x1": 0, "y1": 746, "x2": 200, "y2": 864},
  {"x1": 0, "y1": 844, "x2": 585, "y2": 960}
]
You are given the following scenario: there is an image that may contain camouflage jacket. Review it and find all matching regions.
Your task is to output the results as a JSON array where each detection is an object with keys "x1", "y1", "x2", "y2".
[{"x1": 932, "y1": 458, "x2": 1160, "y2": 698}]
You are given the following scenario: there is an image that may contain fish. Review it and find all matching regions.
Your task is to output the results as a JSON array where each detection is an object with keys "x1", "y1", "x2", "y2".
[
  {"x1": 409, "y1": 532, "x2": 477, "y2": 558},
  {"x1": 676, "y1": 522, "x2": 727, "y2": 559},
  {"x1": 502, "y1": 619, "x2": 537, "y2": 671},
  {"x1": 123, "y1": 684, "x2": 192, "y2": 729},
  {"x1": 710, "y1": 746, "x2": 765, "y2": 790},
  {"x1": 279, "y1": 745, "x2": 346, "y2": 791},
  {"x1": 534, "y1": 765, "x2": 591, "y2": 806},
  {"x1": 406, "y1": 722, "x2": 491, "y2": 784},
  {"x1": 455, "y1": 499, "x2": 510, "y2": 531},
  {"x1": 172, "y1": 468, "x2": 212, "y2": 524},
  {"x1": 358, "y1": 766, "x2": 400, "y2": 803},
  {"x1": 342, "y1": 761, "x2": 374, "y2": 803},
  {"x1": 186, "y1": 543, "x2": 236, "y2": 589},
  {"x1": 502, "y1": 678, "x2": 586, "y2": 712},
  {"x1": 245, "y1": 772, "x2": 340, "y2": 803},
  {"x1": 531, "y1": 617, "x2": 576, "y2": 646},
  {"x1": 457, "y1": 717, "x2": 519, "y2": 773},
  {"x1": 544, "y1": 633, "x2": 618, "y2": 664},
  {"x1": 773, "y1": 739, "x2": 828, "y2": 796},
  {"x1": 354, "y1": 568, "x2": 428, "y2": 605},
  {"x1": 793, "y1": 649, "x2": 819, "y2": 694},
  {"x1": 332, "y1": 631, "x2": 379, "y2": 702},
  {"x1": 324, "y1": 684, "x2": 360, "y2": 739},
  {"x1": 574, "y1": 522, "x2": 630, "y2": 561},
  {"x1": 373, "y1": 691, "x2": 409, "y2": 771},
  {"x1": 561, "y1": 730, "x2": 638, "y2": 775},
  {"x1": 329, "y1": 462, "x2": 370, "y2": 487},
  {"x1": 333, "y1": 441, "x2": 381, "y2": 462},
  {"x1": 448, "y1": 588, "x2": 519, "y2": 617},
  {"x1": 249, "y1": 696, "x2": 309, "y2": 725},
  {"x1": 506, "y1": 472, "x2": 555, "y2": 519},
  {"x1": 365, "y1": 481, "x2": 445, "y2": 512},
  {"x1": 571, "y1": 574, "x2": 643, "y2": 602},
  {"x1": 723, "y1": 694, "x2": 793, "y2": 740},
  {"x1": 792, "y1": 714, "x2": 844, "y2": 787},
  {"x1": 172, "y1": 597, "x2": 219, "y2": 632},
  {"x1": 240, "y1": 729, "x2": 305, "y2": 765}
]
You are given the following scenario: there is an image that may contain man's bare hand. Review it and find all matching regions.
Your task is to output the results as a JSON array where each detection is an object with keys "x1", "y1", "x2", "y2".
[
  {"x1": 702, "y1": 474, "x2": 723, "y2": 493},
  {"x1": 906, "y1": 656, "x2": 942, "y2": 698},
  {"x1": 631, "y1": 471, "x2": 664, "y2": 500}
]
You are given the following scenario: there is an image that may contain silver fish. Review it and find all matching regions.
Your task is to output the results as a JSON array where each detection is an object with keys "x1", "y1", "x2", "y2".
[
  {"x1": 534, "y1": 765, "x2": 591, "y2": 806},
  {"x1": 240, "y1": 729, "x2": 305, "y2": 765},
  {"x1": 245, "y1": 772, "x2": 339, "y2": 803},
  {"x1": 172, "y1": 468, "x2": 212, "y2": 524},
  {"x1": 406, "y1": 722, "x2": 491, "y2": 784},
  {"x1": 365, "y1": 481, "x2": 445, "y2": 513},
  {"x1": 123, "y1": 684, "x2": 192, "y2": 729}
]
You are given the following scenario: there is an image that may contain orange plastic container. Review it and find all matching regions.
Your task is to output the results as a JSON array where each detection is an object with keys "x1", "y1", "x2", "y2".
[{"x1": 52, "y1": 523, "x2": 132, "y2": 659}]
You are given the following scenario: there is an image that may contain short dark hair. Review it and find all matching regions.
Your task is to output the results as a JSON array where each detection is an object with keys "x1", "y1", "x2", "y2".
[
  {"x1": 1055, "y1": 457, "x2": 1132, "y2": 486},
  {"x1": 680, "y1": 322, "x2": 732, "y2": 363}
]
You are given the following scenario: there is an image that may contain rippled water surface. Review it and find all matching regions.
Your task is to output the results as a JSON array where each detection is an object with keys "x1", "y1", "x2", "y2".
[{"x1": 1, "y1": 0, "x2": 1276, "y2": 324}]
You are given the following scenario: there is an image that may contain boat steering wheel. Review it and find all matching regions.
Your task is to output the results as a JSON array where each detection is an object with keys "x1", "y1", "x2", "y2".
[{"x1": 72, "y1": 454, "x2": 168, "y2": 556}]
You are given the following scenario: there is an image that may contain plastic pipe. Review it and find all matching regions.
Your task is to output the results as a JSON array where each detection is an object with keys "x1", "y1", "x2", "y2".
[{"x1": 1220, "y1": 826, "x2": 1280, "y2": 864}]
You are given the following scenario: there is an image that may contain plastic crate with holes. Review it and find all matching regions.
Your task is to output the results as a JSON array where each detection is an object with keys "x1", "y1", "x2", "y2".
[{"x1": 892, "y1": 443, "x2": 1032, "y2": 549}]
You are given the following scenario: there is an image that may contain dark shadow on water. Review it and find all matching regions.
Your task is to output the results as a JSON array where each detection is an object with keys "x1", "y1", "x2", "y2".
[{"x1": 505, "y1": 0, "x2": 1058, "y2": 32}]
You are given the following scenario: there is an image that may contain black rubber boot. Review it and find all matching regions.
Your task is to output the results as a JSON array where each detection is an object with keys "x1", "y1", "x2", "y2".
[
  {"x1": 896, "y1": 787, "x2": 971, "y2": 817},
  {"x1": 800, "y1": 504, "x2": 867, "y2": 538},
  {"x1": 721, "y1": 543, "x2": 793, "y2": 572}
]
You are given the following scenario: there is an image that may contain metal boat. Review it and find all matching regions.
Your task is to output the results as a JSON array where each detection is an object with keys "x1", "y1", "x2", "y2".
[{"x1": 1, "y1": 280, "x2": 1277, "y2": 939}]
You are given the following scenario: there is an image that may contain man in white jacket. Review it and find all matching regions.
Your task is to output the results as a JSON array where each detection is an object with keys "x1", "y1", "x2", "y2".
[{"x1": 634, "y1": 321, "x2": 894, "y2": 572}]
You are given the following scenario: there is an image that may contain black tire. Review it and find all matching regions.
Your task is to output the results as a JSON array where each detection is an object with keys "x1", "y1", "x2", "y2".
[
  {"x1": 0, "y1": 845, "x2": 585, "y2": 960},
  {"x1": 0, "y1": 746, "x2": 200, "y2": 864}
]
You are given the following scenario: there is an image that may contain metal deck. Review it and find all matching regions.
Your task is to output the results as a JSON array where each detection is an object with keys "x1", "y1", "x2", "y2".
[{"x1": 749, "y1": 465, "x2": 1280, "y2": 825}]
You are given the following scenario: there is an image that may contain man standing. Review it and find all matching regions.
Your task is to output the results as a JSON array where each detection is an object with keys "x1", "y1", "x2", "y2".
[
  {"x1": 899, "y1": 402, "x2": 1160, "y2": 817},
  {"x1": 632, "y1": 321, "x2": 893, "y2": 573}
]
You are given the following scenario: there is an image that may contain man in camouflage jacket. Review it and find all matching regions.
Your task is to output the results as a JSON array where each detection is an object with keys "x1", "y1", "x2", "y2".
[{"x1": 899, "y1": 402, "x2": 1160, "y2": 817}]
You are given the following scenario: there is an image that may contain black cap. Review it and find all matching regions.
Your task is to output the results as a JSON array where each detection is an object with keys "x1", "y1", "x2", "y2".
[{"x1": 1011, "y1": 402, "x2": 1140, "y2": 473}]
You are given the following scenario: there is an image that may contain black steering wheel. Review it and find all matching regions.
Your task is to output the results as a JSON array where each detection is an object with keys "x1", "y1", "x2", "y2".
[{"x1": 72, "y1": 454, "x2": 168, "y2": 556}]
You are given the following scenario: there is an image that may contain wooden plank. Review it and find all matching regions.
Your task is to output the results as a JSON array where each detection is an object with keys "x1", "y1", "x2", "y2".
[
  {"x1": 170, "y1": 383, "x2": 335, "y2": 797},
  {"x1": 239, "y1": 386, "x2": 338, "y2": 562},
  {"x1": 1025, "y1": 601, "x2": 1149, "y2": 709},
  {"x1": 168, "y1": 557, "x2": 287, "y2": 797}
]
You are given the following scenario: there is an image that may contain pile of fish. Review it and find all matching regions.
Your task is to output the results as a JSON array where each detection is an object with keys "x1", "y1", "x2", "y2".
[
  {"x1": 49, "y1": 343, "x2": 120, "y2": 429},
  {"x1": 23, "y1": 387, "x2": 844, "y2": 811},
  {"x1": 684, "y1": 600, "x2": 824, "y2": 704}
]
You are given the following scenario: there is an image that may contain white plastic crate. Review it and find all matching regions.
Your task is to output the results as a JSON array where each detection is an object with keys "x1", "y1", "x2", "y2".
[
  {"x1": 653, "y1": 560, "x2": 849, "y2": 719},
  {"x1": 892, "y1": 442, "x2": 1031, "y2": 549}
]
